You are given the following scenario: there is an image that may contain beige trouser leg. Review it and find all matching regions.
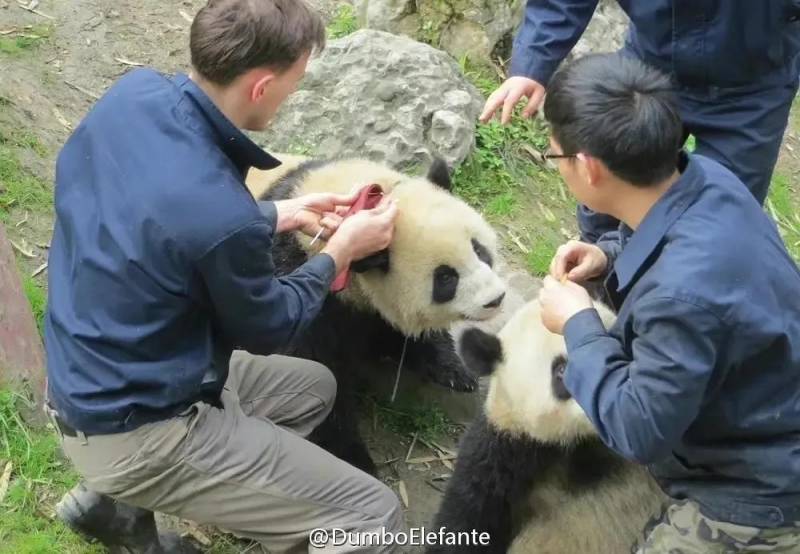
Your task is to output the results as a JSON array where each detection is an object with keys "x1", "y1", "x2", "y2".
[{"x1": 59, "y1": 352, "x2": 406, "y2": 553}]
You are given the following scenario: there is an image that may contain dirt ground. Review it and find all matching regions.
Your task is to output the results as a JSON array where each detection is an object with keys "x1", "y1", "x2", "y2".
[{"x1": 1, "y1": 0, "x2": 799, "y2": 552}]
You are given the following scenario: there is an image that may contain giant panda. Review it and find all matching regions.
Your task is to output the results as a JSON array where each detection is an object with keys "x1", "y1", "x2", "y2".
[
  {"x1": 243, "y1": 157, "x2": 507, "y2": 474},
  {"x1": 429, "y1": 298, "x2": 666, "y2": 553}
]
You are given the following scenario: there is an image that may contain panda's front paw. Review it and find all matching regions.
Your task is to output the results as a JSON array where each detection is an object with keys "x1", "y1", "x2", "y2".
[{"x1": 422, "y1": 360, "x2": 478, "y2": 392}]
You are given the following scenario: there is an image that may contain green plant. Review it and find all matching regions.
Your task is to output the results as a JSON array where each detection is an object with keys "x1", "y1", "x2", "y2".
[
  {"x1": 0, "y1": 25, "x2": 53, "y2": 56},
  {"x1": 0, "y1": 388, "x2": 102, "y2": 553},
  {"x1": 767, "y1": 172, "x2": 800, "y2": 261},
  {"x1": 0, "y1": 130, "x2": 51, "y2": 220},
  {"x1": 327, "y1": 4, "x2": 358, "y2": 39},
  {"x1": 22, "y1": 275, "x2": 47, "y2": 337}
]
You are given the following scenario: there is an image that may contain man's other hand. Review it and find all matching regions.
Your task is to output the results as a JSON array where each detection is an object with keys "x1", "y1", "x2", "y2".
[
  {"x1": 480, "y1": 76, "x2": 546, "y2": 125},
  {"x1": 538, "y1": 275, "x2": 594, "y2": 335},
  {"x1": 322, "y1": 197, "x2": 398, "y2": 273},
  {"x1": 274, "y1": 191, "x2": 359, "y2": 236},
  {"x1": 549, "y1": 240, "x2": 608, "y2": 282}
]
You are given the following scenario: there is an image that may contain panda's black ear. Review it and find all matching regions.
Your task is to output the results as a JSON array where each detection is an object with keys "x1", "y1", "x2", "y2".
[
  {"x1": 458, "y1": 328, "x2": 502, "y2": 376},
  {"x1": 426, "y1": 157, "x2": 452, "y2": 191},
  {"x1": 351, "y1": 249, "x2": 390, "y2": 273}
]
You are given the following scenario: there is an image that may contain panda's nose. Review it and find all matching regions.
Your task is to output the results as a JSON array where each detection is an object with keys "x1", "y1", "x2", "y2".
[{"x1": 483, "y1": 292, "x2": 505, "y2": 309}]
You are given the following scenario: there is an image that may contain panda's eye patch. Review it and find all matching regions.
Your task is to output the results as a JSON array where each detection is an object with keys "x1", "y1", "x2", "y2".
[
  {"x1": 472, "y1": 239, "x2": 493, "y2": 267},
  {"x1": 433, "y1": 265, "x2": 459, "y2": 304},
  {"x1": 551, "y1": 355, "x2": 571, "y2": 401}
]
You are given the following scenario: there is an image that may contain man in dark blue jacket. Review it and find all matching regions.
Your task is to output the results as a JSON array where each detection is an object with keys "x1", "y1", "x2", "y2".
[
  {"x1": 482, "y1": 0, "x2": 800, "y2": 243},
  {"x1": 44, "y1": 0, "x2": 405, "y2": 552},
  {"x1": 539, "y1": 53, "x2": 800, "y2": 552}
]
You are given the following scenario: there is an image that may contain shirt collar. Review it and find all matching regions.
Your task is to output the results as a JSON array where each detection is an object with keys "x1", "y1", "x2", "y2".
[
  {"x1": 173, "y1": 73, "x2": 281, "y2": 175},
  {"x1": 613, "y1": 151, "x2": 705, "y2": 291}
]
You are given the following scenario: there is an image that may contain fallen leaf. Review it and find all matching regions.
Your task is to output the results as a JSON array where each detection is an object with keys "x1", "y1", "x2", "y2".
[
  {"x1": 31, "y1": 262, "x2": 47, "y2": 277},
  {"x1": 115, "y1": 57, "x2": 145, "y2": 67},
  {"x1": 52, "y1": 106, "x2": 71, "y2": 129},
  {"x1": 182, "y1": 524, "x2": 212, "y2": 546},
  {"x1": 0, "y1": 461, "x2": 13, "y2": 504},
  {"x1": 9, "y1": 239, "x2": 35, "y2": 258},
  {"x1": 397, "y1": 480, "x2": 409, "y2": 508}
]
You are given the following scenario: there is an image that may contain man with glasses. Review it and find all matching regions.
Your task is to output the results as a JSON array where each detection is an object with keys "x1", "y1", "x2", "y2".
[
  {"x1": 482, "y1": 0, "x2": 800, "y2": 244},
  {"x1": 536, "y1": 52, "x2": 800, "y2": 552}
]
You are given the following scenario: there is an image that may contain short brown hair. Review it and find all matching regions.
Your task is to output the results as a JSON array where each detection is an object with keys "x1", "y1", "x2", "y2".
[{"x1": 190, "y1": 0, "x2": 326, "y2": 85}]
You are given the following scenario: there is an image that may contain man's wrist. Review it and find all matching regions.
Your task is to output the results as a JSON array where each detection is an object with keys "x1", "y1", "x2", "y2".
[
  {"x1": 321, "y1": 238, "x2": 353, "y2": 275},
  {"x1": 274, "y1": 199, "x2": 300, "y2": 233}
]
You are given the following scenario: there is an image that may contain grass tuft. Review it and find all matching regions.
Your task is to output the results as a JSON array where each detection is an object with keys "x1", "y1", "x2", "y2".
[
  {"x1": 327, "y1": 4, "x2": 358, "y2": 39},
  {"x1": 0, "y1": 388, "x2": 102, "y2": 553}
]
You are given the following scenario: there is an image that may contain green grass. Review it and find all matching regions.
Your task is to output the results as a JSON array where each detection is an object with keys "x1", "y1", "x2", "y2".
[
  {"x1": 327, "y1": 4, "x2": 358, "y2": 39},
  {"x1": 767, "y1": 172, "x2": 800, "y2": 261},
  {"x1": 22, "y1": 275, "x2": 47, "y2": 337},
  {"x1": 0, "y1": 25, "x2": 52, "y2": 56},
  {"x1": 368, "y1": 396, "x2": 457, "y2": 443},
  {"x1": 0, "y1": 129, "x2": 52, "y2": 220},
  {"x1": 453, "y1": 56, "x2": 577, "y2": 275},
  {"x1": 0, "y1": 388, "x2": 102, "y2": 553}
]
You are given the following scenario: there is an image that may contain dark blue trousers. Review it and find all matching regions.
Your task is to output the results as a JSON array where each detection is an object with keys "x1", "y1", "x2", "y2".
[{"x1": 578, "y1": 80, "x2": 799, "y2": 243}]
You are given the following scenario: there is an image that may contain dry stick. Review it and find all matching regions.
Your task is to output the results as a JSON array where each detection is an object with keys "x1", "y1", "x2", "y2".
[
  {"x1": 405, "y1": 432, "x2": 419, "y2": 462},
  {"x1": 65, "y1": 80, "x2": 100, "y2": 100},
  {"x1": 16, "y1": 2, "x2": 54, "y2": 19},
  {"x1": 390, "y1": 336, "x2": 409, "y2": 403}
]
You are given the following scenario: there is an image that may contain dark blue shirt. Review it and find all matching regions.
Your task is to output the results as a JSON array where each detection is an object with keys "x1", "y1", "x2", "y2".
[
  {"x1": 511, "y1": 0, "x2": 800, "y2": 90},
  {"x1": 563, "y1": 152, "x2": 800, "y2": 528},
  {"x1": 45, "y1": 69, "x2": 336, "y2": 435}
]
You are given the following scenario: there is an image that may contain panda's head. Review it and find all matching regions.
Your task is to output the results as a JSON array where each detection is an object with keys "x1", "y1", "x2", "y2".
[
  {"x1": 458, "y1": 299, "x2": 616, "y2": 445},
  {"x1": 267, "y1": 157, "x2": 507, "y2": 337}
]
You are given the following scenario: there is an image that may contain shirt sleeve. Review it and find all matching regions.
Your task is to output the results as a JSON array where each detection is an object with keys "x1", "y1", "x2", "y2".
[
  {"x1": 195, "y1": 219, "x2": 336, "y2": 355},
  {"x1": 509, "y1": 0, "x2": 600, "y2": 85},
  {"x1": 595, "y1": 229, "x2": 623, "y2": 269},
  {"x1": 561, "y1": 296, "x2": 727, "y2": 464}
]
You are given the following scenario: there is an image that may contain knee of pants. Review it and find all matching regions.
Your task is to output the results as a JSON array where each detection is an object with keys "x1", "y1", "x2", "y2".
[
  {"x1": 371, "y1": 481, "x2": 405, "y2": 532},
  {"x1": 309, "y1": 361, "x2": 337, "y2": 415}
]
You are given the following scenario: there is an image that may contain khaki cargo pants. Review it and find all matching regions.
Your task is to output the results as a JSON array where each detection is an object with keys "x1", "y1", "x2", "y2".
[
  {"x1": 56, "y1": 352, "x2": 406, "y2": 553},
  {"x1": 636, "y1": 499, "x2": 800, "y2": 553}
]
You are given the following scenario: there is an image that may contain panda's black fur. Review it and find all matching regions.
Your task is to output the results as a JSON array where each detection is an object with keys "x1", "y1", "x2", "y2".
[
  {"x1": 429, "y1": 296, "x2": 665, "y2": 553},
  {"x1": 257, "y1": 158, "x2": 484, "y2": 475}
]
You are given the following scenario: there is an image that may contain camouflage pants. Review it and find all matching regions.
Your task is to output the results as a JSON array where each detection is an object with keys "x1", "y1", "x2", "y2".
[{"x1": 636, "y1": 499, "x2": 800, "y2": 553}]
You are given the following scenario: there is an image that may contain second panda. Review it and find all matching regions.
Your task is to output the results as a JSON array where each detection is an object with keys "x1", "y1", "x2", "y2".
[
  {"x1": 244, "y1": 157, "x2": 507, "y2": 474},
  {"x1": 430, "y1": 299, "x2": 666, "y2": 553}
]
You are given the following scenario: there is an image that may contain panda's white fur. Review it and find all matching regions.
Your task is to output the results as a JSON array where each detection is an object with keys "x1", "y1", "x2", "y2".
[
  {"x1": 243, "y1": 155, "x2": 507, "y2": 473},
  {"x1": 432, "y1": 298, "x2": 666, "y2": 554},
  {"x1": 247, "y1": 157, "x2": 507, "y2": 337},
  {"x1": 484, "y1": 299, "x2": 615, "y2": 444}
]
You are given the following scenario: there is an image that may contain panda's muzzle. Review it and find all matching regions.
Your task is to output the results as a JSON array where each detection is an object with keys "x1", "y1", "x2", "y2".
[{"x1": 483, "y1": 292, "x2": 505, "y2": 309}]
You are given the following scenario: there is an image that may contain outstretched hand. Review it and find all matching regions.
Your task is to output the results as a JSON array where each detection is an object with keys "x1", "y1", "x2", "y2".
[{"x1": 538, "y1": 275, "x2": 594, "y2": 335}]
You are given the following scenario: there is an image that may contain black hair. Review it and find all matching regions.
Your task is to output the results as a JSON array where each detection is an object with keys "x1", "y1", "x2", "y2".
[{"x1": 543, "y1": 53, "x2": 683, "y2": 187}]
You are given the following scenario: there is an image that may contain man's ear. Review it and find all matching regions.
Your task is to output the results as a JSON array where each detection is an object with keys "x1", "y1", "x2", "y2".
[
  {"x1": 580, "y1": 153, "x2": 606, "y2": 188},
  {"x1": 250, "y1": 71, "x2": 277, "y2": 102},
  {"x1": 351, "y1": 249, "x2": 390, "y2": 273}
]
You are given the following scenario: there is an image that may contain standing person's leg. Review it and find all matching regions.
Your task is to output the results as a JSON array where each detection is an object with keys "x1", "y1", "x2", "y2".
[
  {"x1": 58, "y1": 352, "x2": 406, "y2": 554},
  {"x1": 634, "y1": 499, "x2": 800, "y2": 553},
  {"x1": 679, "y1": 81, "x2": 798, "y2": 206}
]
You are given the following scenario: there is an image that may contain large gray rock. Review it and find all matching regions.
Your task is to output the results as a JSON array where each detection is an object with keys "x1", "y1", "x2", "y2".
[
  {"x1": 353, "y1": 0, "x2": 524, "y2": 65},
  {"x1": 569, "y1": 0, "x2": 629, "y2": 60},
  {"x1": 256, "y1": 30, "x2": 484, "y2": 170}
]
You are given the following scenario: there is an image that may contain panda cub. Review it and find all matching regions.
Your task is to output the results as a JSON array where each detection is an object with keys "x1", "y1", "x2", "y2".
[
  {"x1": 244, "y1": 157, "x2": 507, "y2": 474},
  {"x1": 430, "y1": 299, "x2": 666, "y2": 553}
]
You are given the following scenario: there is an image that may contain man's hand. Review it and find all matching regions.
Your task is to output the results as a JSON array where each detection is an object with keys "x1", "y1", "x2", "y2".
[
  {"x1": 274, "y1": 191, "x2": 359, "y2": 237},
  {"x1": 322, "y1": 197, "x2": 398, "y2": 273},
  {"x1": 479, "y1": 76, "x2": 546, "y2": 125},
  {"x1": 538, "y1": 275, "x2": 594, "y2": 335},
  {"x1": 549, "y1": 240, "x2": 608, "y2": 282}
]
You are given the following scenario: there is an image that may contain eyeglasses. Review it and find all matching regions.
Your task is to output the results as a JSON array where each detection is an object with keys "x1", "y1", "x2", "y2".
[{"x1": 542, "y1": 148, "x2": 578, "y2": 160}]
